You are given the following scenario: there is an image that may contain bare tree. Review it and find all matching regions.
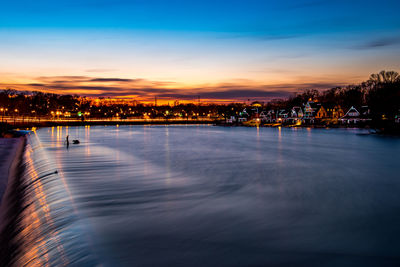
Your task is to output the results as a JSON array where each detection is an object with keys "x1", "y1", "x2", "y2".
[{"x1": 368, "y1": 70, "x2": 400, "y2": 85}]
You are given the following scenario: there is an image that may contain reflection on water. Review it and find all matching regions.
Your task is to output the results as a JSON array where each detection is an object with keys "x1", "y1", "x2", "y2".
[
  {"x1": 22, "y1": 126, "x2": 400, "y2": 266},
  {"x1": 0, "y1": 131, "x2": 97, "y2": 266}
]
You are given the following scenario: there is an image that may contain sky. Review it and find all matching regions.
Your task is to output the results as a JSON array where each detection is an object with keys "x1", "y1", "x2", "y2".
[{"x1": 1, "y1": 0, "x2": 400, "y2": 103}]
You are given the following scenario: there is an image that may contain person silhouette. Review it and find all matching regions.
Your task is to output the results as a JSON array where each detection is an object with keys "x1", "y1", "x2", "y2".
[{"x1": 65, "y1": 135, "x2": 70, "y2": 148}]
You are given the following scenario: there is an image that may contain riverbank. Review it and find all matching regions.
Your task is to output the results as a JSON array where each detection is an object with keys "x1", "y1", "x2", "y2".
[
  {"x1": 0, "y1": 136, "x2": 26, "y2": 266},
  {"x1": 217, "y1": 120, "x2": 372, "y2": 129},
  {"x1": 216, "y1": 119, "x2": 400, "y2": 134},
  {"x1": 1, "y1": 118, "x2": 216, "y2": 129},
  {"x1": 0, "y1": 137, "x2": 25, "y2": 206},
  {"x1": 0, "y1": 131, "x2": 99, "y2": 266}
]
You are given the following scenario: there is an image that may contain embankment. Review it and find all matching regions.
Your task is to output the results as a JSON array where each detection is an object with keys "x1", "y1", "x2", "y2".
[
  {"x1": 3, "y1": 118, "x2": 216, "y2": 129},
  {"x1": 0, "y1": 132, "x2": 98, "y2": 266},
  {"x1": 0, "y1": 137, "x2": 24, "y2": 207}
]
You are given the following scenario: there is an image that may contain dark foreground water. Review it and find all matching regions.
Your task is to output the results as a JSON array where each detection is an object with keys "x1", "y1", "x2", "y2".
[{"x1": 14, "y1": 126, "x2": 400, "y2": 266}]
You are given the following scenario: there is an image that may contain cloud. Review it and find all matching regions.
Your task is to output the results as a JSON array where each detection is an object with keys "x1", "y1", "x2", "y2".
[
  {"x1": 89, "y1": 78, "x2": 137, "y2": 82},
  {"x1": 27, "y1": 83, "x2": 45, "y2": 87},
  {"x1": 0, "y1": 75, "x2": 343, "y2": 102},
  {"x1": 37, "y1": 76, "x2": 143, "y2": 84},
  {"x1": 217, "y1": 32, "x2": 302, "y2": 42},
  {"x1": 353, "y1": 36, "x2": 400, "y2": 49},
  {"x1": 85, "y1": 69, "x2": 117, "y2": 73},
  {"x1": 37, "y1": 76, "x2": 89, "y2": 83},
  {"x1": 158, "y1": 90, "x2": 291, "y2": 99}
]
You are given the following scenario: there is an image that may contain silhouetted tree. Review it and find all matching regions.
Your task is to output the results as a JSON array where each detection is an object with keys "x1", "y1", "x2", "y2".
[
  {"x1": 368, "y1": 70, "x2": 400, "y2": 85},
  {"x1": 366, "y1": 72, "x2": 400, "y2": 120},
  {"x1": 338, "y1": 86, "x2": 365, "y2": 109}
]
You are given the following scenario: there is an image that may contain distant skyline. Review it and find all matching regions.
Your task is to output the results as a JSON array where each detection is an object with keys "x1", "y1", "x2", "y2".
[{"x1": 1, "y1": 0, "x2": 400, "y2": 102}]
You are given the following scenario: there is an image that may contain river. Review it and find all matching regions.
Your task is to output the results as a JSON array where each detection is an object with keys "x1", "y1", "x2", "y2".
[{"x1": 11, "y1": 125, "x2": 400, "y2": 266}]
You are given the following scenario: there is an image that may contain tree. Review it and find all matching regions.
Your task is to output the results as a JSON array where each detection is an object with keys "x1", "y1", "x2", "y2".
[
  {"x1": 339, "y1": 85, "x2": 365, "y2": 109},
  {"x1": 366, "y1": 72, "x2": 400, "y2": 120},
  {"x1": 368, "y1": 70, "x2": 400, "y2": 85},
  {"x1": 319, "y1": 87, "x2": 340, "y2": 105}
]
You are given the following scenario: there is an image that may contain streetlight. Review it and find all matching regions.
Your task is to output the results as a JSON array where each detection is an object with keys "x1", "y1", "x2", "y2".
[{"x1": 13, "y1": 109, "x2": 18, "y2": 126}]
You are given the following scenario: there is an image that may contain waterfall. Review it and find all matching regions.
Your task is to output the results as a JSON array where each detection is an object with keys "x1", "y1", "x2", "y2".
[{"x1": 0, "y1": 132, "x2": 98, "y2": 266}]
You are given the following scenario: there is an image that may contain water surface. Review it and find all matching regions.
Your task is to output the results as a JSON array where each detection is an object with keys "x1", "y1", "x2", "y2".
[{"x1": 36, "y1": 125, "x2": 400, "y2": 266}]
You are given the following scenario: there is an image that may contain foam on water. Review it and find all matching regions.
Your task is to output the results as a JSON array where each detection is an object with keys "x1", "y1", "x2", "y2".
[{"x1": 0, "y1": 131, "x2": 97, "y2": 266}]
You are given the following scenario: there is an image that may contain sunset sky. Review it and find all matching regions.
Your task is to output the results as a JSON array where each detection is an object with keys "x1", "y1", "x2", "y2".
[{"x1": 1, "y1": 0, "x2": 400, "y2": 103}]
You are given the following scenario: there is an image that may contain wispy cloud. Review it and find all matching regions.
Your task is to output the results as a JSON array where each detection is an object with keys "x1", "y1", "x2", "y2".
[
  {"x1": 85, "y1": 69, "x2": 117, "y2": 73},
  {"x1": 89, "y1": 78, "x2": 138, "y2": 82},
  {"x1": 352, "y1": 36, "x2": 400, "y2": 50},
  {"x1": 1, "y1": 75, "x2": 343, "y2": 102}
]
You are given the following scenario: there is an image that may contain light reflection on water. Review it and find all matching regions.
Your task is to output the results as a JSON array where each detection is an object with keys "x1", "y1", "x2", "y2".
[
  {"x1": 0, "y1": 130, "x2": 97, "y2": 266},
  {"x1": 37, "y1": 125, "x2": 400, "y2": 266}
]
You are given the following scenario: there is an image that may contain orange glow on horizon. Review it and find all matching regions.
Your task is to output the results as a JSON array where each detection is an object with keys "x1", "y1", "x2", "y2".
[{"x1": 0, "y1": 70, "x2": 374, "y2": 104}]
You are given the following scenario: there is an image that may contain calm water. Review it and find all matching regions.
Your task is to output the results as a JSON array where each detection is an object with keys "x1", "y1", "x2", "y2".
[{"x1": 35, "y1": 125, "x2": 400, "y2": 266}]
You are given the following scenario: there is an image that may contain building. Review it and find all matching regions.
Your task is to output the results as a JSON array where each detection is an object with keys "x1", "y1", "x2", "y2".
[
  {"x1": 360, "y1": 106, "x2": 371, "y2": 118},
  {"x1": 259, "y1": 111, "x2": 268, "y2": 122},
  {"x1": 340, "y1": 106, "x2": 361, "y2": 124},
  {"x1": 325, "y1": 105, "x2": 344, "y2": 119},
  {"x1": 238, "y1": 108, "x2": 249, "y2": 122},
  {"x1": 262, "y1": 110, "x2": 277, "y2": 123},
  {"x1": 288, "y1": 106, "x2": 303, "y2": 123},
  {"x1": 277, "y1": 109, "x2": 289, "y2": 122},
  {"x1": 226, "y1": 116, "x2": 237, "y2": 123},
  {"x1": 303, "y1": 101, "x2": 324, "y2": 123},
  {"x1": 315, "y1": 105, "x2": 328, "y2": 119},
  {"x1": 290, "y1": 106, "x2": 304, "y2": 118},
  {"x1": 303, "y1": 101, "x2": 319, "y2": 119}
]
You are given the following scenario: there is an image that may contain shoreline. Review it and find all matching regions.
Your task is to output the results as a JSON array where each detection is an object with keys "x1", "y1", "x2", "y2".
[
  {"x1": 0, "y1": 137, "x2": 25, "y2": 206},
  {"x1": 1, "y1": 121, "x2": 399, "y2": 139},
  {"x1": 216, "y1": 121, "x2": 400, "y2": 135},
  {"x1": 0, "y1": 136, "x2": 26, "y2": 264},
  {"x1": 0, "y1": 132, "x2": 99, "y2": 266},
  {"x1": 1, "y1": 119, "x2": 216, "y2": 129}
]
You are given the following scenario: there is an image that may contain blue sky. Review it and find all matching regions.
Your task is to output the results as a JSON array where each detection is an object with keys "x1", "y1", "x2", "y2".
[
  {"x1": 1, "y1": 0, "x2": 400, "y2": 101},
  {"x1": 2, "y1": 0, "x2": 400, "y2": 35}
]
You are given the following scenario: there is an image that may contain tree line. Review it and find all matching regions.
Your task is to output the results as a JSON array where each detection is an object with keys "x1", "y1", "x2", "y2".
[{"x1": 266, "y1": 70, "x2": 400, "y2": 121}]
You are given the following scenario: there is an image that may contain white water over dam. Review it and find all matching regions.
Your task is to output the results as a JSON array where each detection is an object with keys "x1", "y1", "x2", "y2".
[{"x1": 0, "y1": 132, "x2": 97, "y2": 266}]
